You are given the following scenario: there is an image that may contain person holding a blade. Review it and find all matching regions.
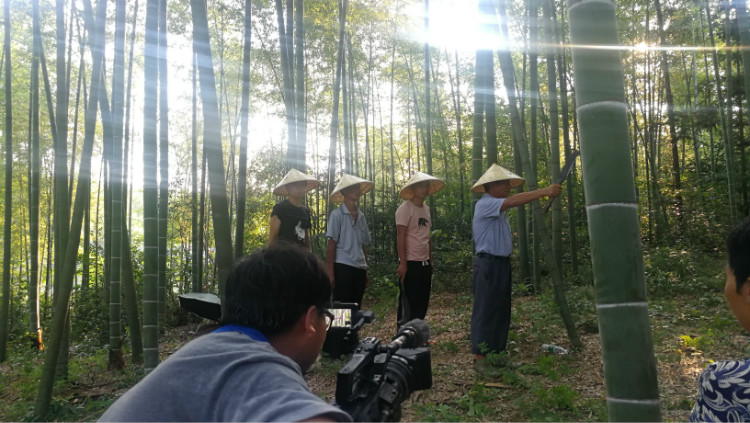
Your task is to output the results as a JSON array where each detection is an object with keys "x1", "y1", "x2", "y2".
[
  {"x1": 395, "y1": 172, "x2": 445, "y2": 327},
  {"x1": 470, "y1": 164, "x2": 561, "y2": 373}
]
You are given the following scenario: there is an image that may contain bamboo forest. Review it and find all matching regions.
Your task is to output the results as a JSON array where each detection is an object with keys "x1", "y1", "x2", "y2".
[{"x1": 1, "y1": 0, "x2": 749, "y2": 420}]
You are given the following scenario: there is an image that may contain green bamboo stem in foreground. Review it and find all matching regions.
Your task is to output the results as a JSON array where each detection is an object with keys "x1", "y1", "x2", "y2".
[
  {"x1": 543, "y1": 0, "x2": 562, "y2": 273},
  {"x1": 35, "y1": 0, "x2": 106, "y2": 415},
  {"x1": 0, "y1": 0, "x2": 12, "y2": 363},
  {"x1": 108, "y1": 0, "x2": 126, "y2": 369},
  {"x1": 142, "y1": 0, "x2": 160, "y2": 373},
  {"x1": 157, "y1": 0, "x2": 169, "y2": 334},
  {"x1": 567, "y1": 0, "x2": 661, "y2": 420},
  {"x1": 235, "y1": 0, "x2": 251, "y2": 259},
  {"x1": 736, "y1": 0, "x2": 750, "y2": 203},
  {"x1": 191, "y1": 0, "x2": 235, "y2": 297},
  {"x1": 470, "y1": 49, "x2": 486, "y2": 207},
  {"x1": 29, "y1": 0, "x2": 41, "y2": 348}
]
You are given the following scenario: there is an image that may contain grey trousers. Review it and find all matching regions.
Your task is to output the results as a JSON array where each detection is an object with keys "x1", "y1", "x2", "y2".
[{"x1": 470, "y1": 254, "x2": 512, "y2": 355}]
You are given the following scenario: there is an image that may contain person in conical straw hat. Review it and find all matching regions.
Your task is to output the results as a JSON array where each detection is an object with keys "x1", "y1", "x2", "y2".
[
  {"x1": 269, "y1": 168, "x2": 321, "y2": 251},
  {"x1": 395, "y1": 172, "x2": 445, "y2": 326},
  {"x1": 326, "y1": 174, "x2": 374, "y2": 306},
  {"x1": 470, "y1": 164, "x2": 561, "y2": 374}
]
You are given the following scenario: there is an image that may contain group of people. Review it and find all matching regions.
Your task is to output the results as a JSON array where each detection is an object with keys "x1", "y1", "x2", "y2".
[
  {"x1": 268, "y1": 168, "x2": 449, "y2": 325},
  {"x1": 268, "y1": 165, "x2": 563, "y2": 367},
  {"x1": 99, "y1": 163, "x2": 750, "y2": 422}
]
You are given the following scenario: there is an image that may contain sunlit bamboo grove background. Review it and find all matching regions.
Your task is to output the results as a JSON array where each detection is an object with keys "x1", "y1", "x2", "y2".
[{"x1": 0, "y1": 0, "x2": 745, "y2": 419}]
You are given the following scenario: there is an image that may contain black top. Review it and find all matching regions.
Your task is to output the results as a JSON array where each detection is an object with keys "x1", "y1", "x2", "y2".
[{"x1": 271, "y1": 200, "x2": 311, "y2": 246}]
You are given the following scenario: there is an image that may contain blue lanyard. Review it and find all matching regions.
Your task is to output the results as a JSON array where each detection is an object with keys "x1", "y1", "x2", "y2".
[{"x1": 212, "y1": 324, "x2": 269, "y2": 343}]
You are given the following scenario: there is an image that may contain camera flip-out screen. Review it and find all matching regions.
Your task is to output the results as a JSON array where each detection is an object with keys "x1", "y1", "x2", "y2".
[
  {"x1": 331, "y1": 308, "x2": 352, "y2": 328},
  {"x1": 322, "y1": 302, "x2": 374, "y2": 358}
]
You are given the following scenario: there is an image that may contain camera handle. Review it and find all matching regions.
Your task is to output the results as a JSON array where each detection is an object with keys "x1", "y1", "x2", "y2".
[{"x1": 348, "y1": 349, "x2": 403, "y2": 422}]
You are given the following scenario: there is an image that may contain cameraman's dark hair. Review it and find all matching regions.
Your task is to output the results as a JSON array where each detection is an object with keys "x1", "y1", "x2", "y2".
[
  {"x1": 727, "y1": 218, "x2": 750, "y2": 293},
  {"x1": 221, "y1": 243, "x2": 331, "y2": 338}
]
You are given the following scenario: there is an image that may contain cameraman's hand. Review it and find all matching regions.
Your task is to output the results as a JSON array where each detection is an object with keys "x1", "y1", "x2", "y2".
[
  {"x1": 365, "y1": 273, "x2": 371, "y2": 288},
  {"x1": 397, "y1": 262, "x2": 407, "y2": 284}
]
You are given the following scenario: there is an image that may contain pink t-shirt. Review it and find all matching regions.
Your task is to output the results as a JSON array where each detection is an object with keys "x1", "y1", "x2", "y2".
[{"x1": 395, "y1": 200, "x2": 431, "y2": 261}]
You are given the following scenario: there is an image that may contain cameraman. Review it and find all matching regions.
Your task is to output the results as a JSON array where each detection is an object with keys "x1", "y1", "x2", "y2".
[{"x1": 100, "y1": 244, "x2": 352, "y2": 422}]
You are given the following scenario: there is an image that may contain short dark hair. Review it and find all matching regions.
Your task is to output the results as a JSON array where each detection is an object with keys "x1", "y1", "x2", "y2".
[
  {"x1": 727, "y1": 218, "x2": 750, "y2": 293},
  {"x1": 221, "y1": 243, "x2": 331, "y2": 338}
]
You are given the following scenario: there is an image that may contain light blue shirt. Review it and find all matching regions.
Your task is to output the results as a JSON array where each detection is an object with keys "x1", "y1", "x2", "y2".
[
  {"x1": 326, "y1": 204, "x2": 371, "y2": 269},
  {"x1": 473, "y1": 193, "x2": 512, "y2": 257}
]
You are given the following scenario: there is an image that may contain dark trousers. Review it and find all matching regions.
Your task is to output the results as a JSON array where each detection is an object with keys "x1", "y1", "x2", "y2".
[
  {"x1": 332, "y1": 263, "x2": 367, "y2": 307},
  {"x1": 397, "y1": 260, "x2": 432, "y2": 326},
  {"x1": 470, "y1": 254, "x2": 511, "y2": 355}
]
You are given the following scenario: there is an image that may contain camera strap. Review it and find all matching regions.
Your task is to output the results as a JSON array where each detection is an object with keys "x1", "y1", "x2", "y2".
[{"x1": 212, "y1": 324, "x2": 269, "y2": 343}]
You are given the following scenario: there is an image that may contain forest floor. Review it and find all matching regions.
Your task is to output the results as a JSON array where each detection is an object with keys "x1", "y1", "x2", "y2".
[{"x1": 0, "y1": 251, "x2": 745, "y2": 422}]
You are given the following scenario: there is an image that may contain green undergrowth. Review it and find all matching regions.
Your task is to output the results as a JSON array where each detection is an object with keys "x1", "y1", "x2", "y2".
[
  {"x1": 0, "y1": 247, "x2": 740, "y2": 422},
  {"x1": 0, "y1": 341, "x2": 142, "y2": 422}
]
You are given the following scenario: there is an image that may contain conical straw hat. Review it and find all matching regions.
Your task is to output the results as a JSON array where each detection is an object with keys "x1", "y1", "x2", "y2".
[
  {"x1": 273, "y1": 168, "x2": 321, "y2": 196},
  {"x1": 328, "y1": 173, "x2": 374, "y2": 203},
  {"x1": 399, "y1": 172, "x2": 445, "y2": 200},
  {"x1": 470, "y1": 164, "x2": 525, "y2": 193}
]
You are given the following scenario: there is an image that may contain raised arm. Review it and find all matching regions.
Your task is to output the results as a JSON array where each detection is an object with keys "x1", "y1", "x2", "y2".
[{"x1": 500, "y1": 184, "x2": 561, "y2": 211}]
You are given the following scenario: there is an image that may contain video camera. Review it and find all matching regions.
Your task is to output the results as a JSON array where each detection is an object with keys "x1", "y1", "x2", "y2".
[
  {"x1": 322, "y1": 302, "x2": 375, "y2": 358},
  {"x1": 333, "y1": 319, "x2": 432, "y2": 422}
]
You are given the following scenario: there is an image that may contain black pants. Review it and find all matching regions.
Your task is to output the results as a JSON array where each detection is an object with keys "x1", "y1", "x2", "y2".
[
  {"x1": 397, "y1": 260, "x2": 432, "y2": 326},
  {"x1": 332, "y1": 263, "x2": 367, "y2": 307},
  {"x1": 470, "y1": 254, "x2": 511, "y2": 355}
]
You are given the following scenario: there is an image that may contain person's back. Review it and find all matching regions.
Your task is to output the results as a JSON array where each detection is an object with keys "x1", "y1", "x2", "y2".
[
  {"x1": 100, "y1": 330, "x2": 346, "y2": 422},
  {"x1": 99, "y1": 244, "x2": 351, "y2": 422}
]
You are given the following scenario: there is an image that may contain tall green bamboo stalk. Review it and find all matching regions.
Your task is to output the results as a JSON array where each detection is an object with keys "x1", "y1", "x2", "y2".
[
  {"x1": 35, "y1": 0, "x2": 106, "y2": 415},
  {"x1": 567, "y1": 0, "x2": 661, "y2": 419},
  {"x1": 497, "y1": 0, "x2": 530, "y2": 282},
  {"x1": 158, "y1": 0, "x2": 169, "y2": 334},
  {"x1": 543, "y1": 0, "x2": 562, "y2": 272},
  {"x1": 471, "y1": 48, "x2": 487, "y2": 206},
  {"x1": 529, "y1": 0, "x2": 542, "y2": 290},
  {"x1": 29, "y1": 0, "x2": 41, "y2": 349},
  {"x1": 192, "y1": 49, "x2": 201, "y2": 291},
  {"x1": 327, "y1": 0, "x2": 347, "y2": 207},
  {"x1": 142, "y1": 0, "x2": 160, "y2": 373},
  {"x1": 235, "y1": 0, "x2": 252, "y2": 259},
  {"x1": 0, "y1": 0, "x2": 12, "y2": 363},
  {"x1": 736, "y1": 0, "x2": 750, "y2": 207},
  {"x1": 723, "y1": 1, "x2": 738, "y2": 222},
  {"x1": 108, "y1": 0, "x2": 127, "y2": 370},
  {"x1": 191, "y1": 0, "x2": 235, "y2": 297}
]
